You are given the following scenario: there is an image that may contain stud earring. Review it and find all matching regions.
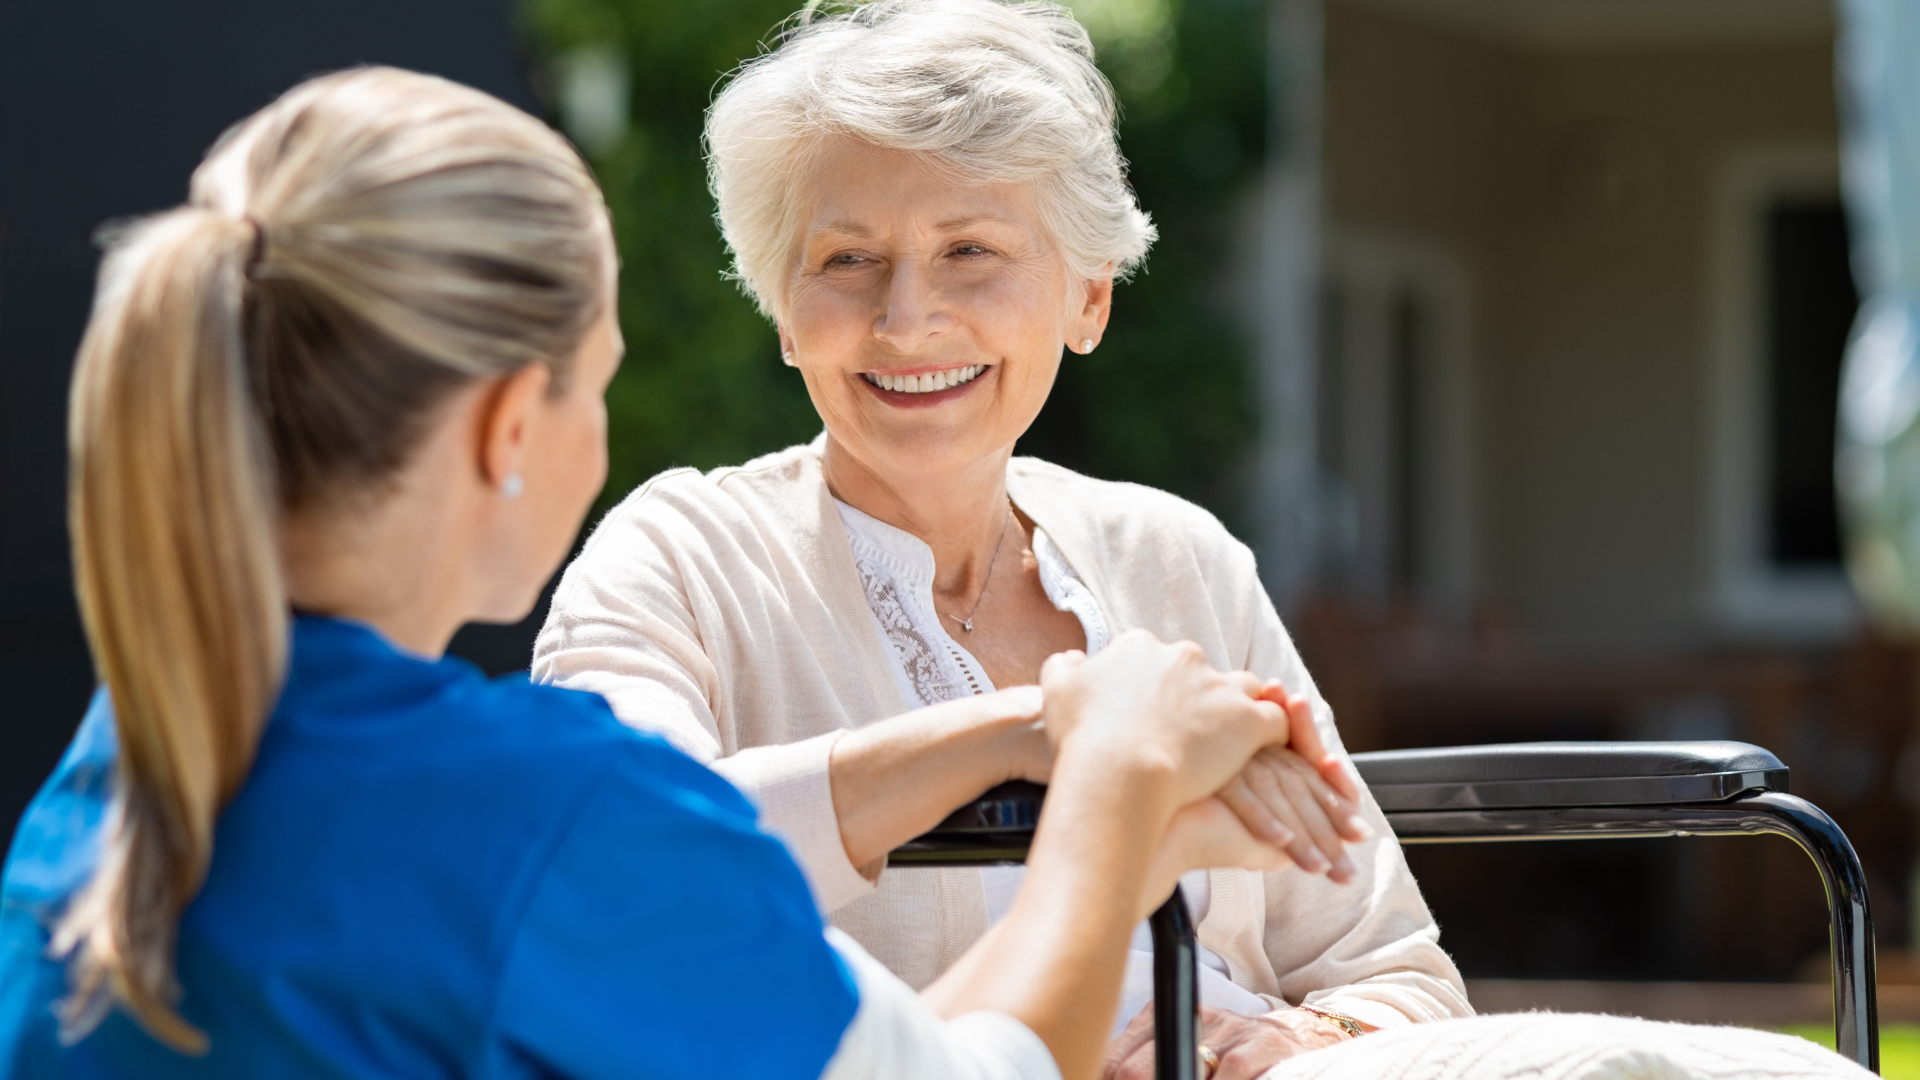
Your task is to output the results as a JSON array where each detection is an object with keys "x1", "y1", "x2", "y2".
[
  {"x1": 1081, "y1": 338, "x2": 1094, "y2": 353},
  {"x1": 501, "y1": 473, "x2": 524, "y2": 499}
]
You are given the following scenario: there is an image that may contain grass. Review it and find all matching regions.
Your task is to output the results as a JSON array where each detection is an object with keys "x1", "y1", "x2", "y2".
[{"x1": 1781, "y1": 1023, "x2": 1920, "y2": 1077}]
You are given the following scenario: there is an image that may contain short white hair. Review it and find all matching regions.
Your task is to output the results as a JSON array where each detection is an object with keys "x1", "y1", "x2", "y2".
[{"x1": 705, "y1": 0, "x2": 1157, "y2": 320}]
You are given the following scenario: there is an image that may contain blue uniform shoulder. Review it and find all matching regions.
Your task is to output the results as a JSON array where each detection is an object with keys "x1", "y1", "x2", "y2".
[{"x1": 2, "y1": 689, "x2": 116, "y2": 917}]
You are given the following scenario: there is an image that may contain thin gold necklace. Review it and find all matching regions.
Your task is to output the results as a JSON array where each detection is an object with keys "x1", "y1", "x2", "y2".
[{"x1": 941, "y1": 505, "x2": 1015, "y2": 633}]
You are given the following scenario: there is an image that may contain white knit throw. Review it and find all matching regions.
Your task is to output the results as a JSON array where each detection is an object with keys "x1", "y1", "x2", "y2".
[{"x1": 1263, "y1": 1013, "x2": 1869, "y2": 1080}]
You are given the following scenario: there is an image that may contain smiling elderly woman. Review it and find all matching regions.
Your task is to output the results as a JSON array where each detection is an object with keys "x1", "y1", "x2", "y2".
[{"x1": 532, "y1": 0, "x2": 1469, "y2": 1074}]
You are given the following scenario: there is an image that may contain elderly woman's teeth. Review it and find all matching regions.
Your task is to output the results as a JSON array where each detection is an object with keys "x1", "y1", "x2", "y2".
[{"x1": 865, "y1": 365, "x2": 985, "y2": 393}]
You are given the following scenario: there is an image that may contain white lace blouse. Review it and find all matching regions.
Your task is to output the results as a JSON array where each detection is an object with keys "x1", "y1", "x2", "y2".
[{"x1": 833, "y1": 499, "x2": 1272, "y2": 1034}]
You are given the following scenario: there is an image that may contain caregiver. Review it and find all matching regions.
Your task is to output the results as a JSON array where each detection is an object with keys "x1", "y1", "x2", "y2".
[
  {"x1": 0, "y1": 66, "x2": 1298, "y2": 1080},
  {"x1": 532, "y1": 1, "x2": 1469, "y2": 1075}
]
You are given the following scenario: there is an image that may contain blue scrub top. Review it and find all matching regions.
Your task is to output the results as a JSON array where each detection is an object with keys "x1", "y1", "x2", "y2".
[{"x1": 0, "y1": 615, "x2": 858, "y2": 1078}]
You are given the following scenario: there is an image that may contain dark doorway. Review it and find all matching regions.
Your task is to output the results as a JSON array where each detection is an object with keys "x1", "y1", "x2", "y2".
[{"x1": 1765, "y1": 200, "x2": 1856, "y2": 569}]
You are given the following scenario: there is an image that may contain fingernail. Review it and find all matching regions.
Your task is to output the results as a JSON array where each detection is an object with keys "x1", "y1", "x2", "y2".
[
  {"x1": 1299, "y1": 848, "x2": 1330, "y2": 873},
  {"x1": 1335, "y1": 854, "x2": 1357, "y2": 878},
  {"x1": 1271, "y1": 824, "x2": 1296, "y2": 846},
  {"x1": 1346, "y1": 816, "x2": 1375, "y2": 841}
]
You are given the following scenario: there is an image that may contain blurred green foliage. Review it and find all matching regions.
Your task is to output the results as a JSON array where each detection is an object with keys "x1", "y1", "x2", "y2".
[{"x1": 524, "y1": 0, "x2": 1267, "y2": 528}]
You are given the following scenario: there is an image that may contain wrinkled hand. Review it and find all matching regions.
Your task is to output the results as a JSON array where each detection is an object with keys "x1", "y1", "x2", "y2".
[
  {"x1": 1039, "y1": 631, "x2": 1288, "y2": 808},
  {"x1": 1104, "y1": 1005, "x2": 1355, "y2": 1080},
  {"x1": 1215, "y1": 686, "x2": 1371, "y2": 883}
]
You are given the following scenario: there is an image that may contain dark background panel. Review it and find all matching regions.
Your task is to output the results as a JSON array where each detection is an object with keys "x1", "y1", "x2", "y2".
[
  {"x1": 1766, "y1": 200, "x2": 1853, "y2": 568},
  {"x1": 0, "y1": 0, "x2": 535, "y2": 830}
]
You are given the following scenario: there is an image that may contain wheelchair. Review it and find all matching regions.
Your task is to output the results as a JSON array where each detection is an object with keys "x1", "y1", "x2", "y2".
[{"x1": 892, "y1": 741, "x2": 1878, "y2": 1077}]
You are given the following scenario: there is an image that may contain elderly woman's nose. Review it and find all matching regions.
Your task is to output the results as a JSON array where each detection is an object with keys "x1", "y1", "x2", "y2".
[{"x1": 871, "y1": 263, "x2": 952, "y2": 351}]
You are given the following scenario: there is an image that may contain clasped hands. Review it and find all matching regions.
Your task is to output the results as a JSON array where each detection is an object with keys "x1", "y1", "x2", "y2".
[{"x1": 1031, "y1": 631, "x2": 1371, "y2": 912}]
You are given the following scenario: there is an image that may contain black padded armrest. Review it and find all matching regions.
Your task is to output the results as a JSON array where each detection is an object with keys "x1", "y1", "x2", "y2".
[
  {"x1": 927, "y1": 780, "x2": 1047, "y2": 831},
  {"x1": 1352, "y1": 741, "x2": 1788, "y2": 812},
  {"x1": 891, "y1": 780, "x2": 1046, "y2": 865}
]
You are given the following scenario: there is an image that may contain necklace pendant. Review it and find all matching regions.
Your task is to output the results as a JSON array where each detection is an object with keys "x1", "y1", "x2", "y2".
[{"x1": 960, "y1": 619, "x2": 974, "y2": 632}]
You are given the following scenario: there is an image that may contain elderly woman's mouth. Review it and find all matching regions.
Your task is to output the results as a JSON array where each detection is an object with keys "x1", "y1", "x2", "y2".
[{"x1": 861, "y1": 365, "x2": 987, "y2": 394}]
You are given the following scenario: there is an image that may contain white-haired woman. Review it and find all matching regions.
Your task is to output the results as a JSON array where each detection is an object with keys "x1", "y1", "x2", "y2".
[
  {"x1": 0, "y1": 66, "x2": 1306, "y2": 1080},
  {"x1": 533, "y1": 2, "x2": 1466, "y2": 1076}
]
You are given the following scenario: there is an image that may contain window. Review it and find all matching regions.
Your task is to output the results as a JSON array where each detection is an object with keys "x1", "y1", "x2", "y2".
[
  {"x1": 1706, "y1": 147, "x2": 1859, "y2": 636},
  {"x1": 1317, "y1": 234, "x2": 1474, "y2": 613}
]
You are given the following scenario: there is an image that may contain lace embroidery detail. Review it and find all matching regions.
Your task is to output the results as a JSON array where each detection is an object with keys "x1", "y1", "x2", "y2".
[{"x1": 850, "y1": 558, "x2": 979, "y2": 704}]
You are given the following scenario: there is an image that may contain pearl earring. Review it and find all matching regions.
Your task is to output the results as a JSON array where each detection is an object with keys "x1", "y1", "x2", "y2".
[
  {"x1": 1081, "y1": 338, "x2": 1094, "y2": 353},
  {"x1": 501, "y1": 473, "x2": 524, "y2": 499}
]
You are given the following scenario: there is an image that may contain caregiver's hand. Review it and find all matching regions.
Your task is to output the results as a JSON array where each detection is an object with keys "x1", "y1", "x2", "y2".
[
  {"x1": 1138, "y1": 796, "x2": 1289, "y2": 920},
  {"x1": 1039, "y1": 631, "x2": 1289, "y2": 806},
  {"x1": 1104, "y1": 1005, "x2": 1358, "y2": 1080},
  {"x1": 1046, "y1": 642, "x2": 1370, "y2": 886}
]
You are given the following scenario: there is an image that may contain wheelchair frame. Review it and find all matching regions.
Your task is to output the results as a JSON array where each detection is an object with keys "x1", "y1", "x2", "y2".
[{"x1": 893, "y1": 739, "x2": 1880, "y2": 1077}]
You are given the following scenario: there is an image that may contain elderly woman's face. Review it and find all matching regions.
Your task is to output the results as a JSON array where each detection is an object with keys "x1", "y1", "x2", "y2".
[{"x1": 780, "y1": 140, "x2": 1111, "y2": 488}]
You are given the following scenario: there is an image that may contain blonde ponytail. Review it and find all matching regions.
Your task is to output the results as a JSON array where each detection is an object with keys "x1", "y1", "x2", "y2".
[
  {"x1": 58, "y1": 210, "x2": 286, "y2": 1051},
  {"x1": 52, "y1": 67, "x2": 609, "y2": 1051}
]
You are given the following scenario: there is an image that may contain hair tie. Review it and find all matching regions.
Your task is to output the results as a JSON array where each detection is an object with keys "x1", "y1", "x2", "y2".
[{"x1": 242, "y1": 215, "x2": 268, "y2": 271}]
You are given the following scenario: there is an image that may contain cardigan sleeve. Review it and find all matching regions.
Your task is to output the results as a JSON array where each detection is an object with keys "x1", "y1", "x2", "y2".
[
  {"x1": 531, "y1": 485, "x2": 879, "y2": 914},
  {"x1": 1226, "y1": 538, "x2": 1475, "y2": 1029}
]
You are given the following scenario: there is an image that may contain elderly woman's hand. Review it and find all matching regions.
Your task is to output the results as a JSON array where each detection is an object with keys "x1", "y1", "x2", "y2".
[
  {"x1": 1104, "y1": 1004, "x2": 1359, "y2": 1080},
  {"x1": 1217, "y1": 686, "x2": 1372, "y2": 885}
]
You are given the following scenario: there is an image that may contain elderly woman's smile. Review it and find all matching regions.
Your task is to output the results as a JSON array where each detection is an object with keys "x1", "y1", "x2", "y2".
[{"x1": 860, "y1": 363, "x2": 989, "y2": 397}]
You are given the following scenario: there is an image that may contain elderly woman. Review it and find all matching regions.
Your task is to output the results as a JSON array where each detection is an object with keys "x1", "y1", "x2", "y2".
[{"x1": 533, "y1": 1, "x2": 1466, "y2": 1075}]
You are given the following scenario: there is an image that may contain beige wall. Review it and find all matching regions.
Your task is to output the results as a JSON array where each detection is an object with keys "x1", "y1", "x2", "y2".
[{"x1": 1323, "y1": 1, "x2": 1839, "y2": 655}]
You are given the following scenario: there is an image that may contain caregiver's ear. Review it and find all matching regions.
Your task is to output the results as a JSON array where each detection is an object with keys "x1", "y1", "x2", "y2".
[{"x1": 477, "y1": 361, "x2": 552, "y2": 493}]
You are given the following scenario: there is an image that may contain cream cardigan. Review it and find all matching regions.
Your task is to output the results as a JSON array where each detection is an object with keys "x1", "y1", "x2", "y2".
[{"x1": 532, "y1": 439, "x2": 1471, "y2": 1030}]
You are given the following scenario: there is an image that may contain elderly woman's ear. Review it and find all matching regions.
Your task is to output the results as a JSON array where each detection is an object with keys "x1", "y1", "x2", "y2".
[{"x1": 1070, "y1": 271, "x2": 1115, "y2": 355}]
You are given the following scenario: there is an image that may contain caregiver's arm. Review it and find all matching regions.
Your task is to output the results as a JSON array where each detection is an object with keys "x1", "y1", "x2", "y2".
[{"x1": 920, "y1": 634, "x2": 1292, "y2": 1080}]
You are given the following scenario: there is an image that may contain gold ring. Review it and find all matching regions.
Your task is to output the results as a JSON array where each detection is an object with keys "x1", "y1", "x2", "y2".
[{"x1": 1199, "y1": 1044, "x2": 1220, "y2": 1078}]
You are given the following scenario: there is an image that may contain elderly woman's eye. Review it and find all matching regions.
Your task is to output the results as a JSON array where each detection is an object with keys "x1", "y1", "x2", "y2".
[
  {"x1": 827, "y1": 252, "x2": 867, "y2": 267},
  {"x1": 951, "y1": 244, "x2": 988, "y2": 257}
]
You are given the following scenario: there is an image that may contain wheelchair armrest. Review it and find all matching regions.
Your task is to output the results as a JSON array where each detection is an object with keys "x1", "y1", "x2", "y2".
[
  {"x1": 893, "y1": 740, "x2": 1790, "y2": 850},
  {"x1": 890, "y1": 780, "x2": 1047, "y2": 865},
  {"x1": 1351, "y1": 741, "x2": 1788, "y2": 811}
]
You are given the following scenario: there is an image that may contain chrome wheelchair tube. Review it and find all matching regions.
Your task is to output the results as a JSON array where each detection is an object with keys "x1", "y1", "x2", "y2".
[
  {"x1": 1741, "y1": 794, "x2": 1878, "y2": 1075},
  {"x1": 1149, "y1": 883, "x2": 1199, "y2": 1080}
]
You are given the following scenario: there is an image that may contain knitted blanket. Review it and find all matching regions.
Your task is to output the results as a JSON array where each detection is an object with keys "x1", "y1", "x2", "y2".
[{"x1": 1264, "y1": 1013, "x2": 1869, "y2": 1080}]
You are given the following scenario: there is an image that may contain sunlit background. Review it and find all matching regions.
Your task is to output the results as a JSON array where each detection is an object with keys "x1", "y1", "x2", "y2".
[{"x1": 8, "y1": 0, "x2": 1920, "y2": 1053}]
